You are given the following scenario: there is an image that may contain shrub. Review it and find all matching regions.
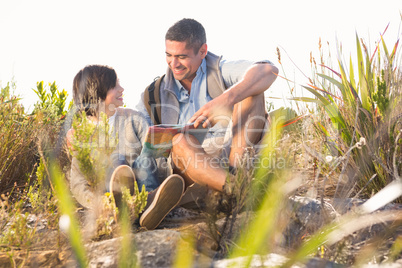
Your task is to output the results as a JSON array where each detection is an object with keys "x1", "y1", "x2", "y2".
[
  {"x1": 69, "y1": 111, "x2": 117, "y2": 188},
  {"x1": 0, "y1": 82, "x2": 38, "y2": 201},
  {"x1": 32, "y1": 81, "x2": 72, "y2": 178},
  {"x1": 297, "y1": 31, "x2": 401, "y2": 200}
]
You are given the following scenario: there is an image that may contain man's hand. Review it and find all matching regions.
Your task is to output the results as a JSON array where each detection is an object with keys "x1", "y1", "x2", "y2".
[
  {"x1": 188, "y1": 92, "x2": 234, "y2": 128},
  {"x1": 189, "y1": 62, "x2": 278, "y2": 129}
]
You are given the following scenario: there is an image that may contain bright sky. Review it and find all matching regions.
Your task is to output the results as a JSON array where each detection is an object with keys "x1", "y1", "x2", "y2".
[{"x1": 0, "y1": 0, "x2": 401, "y2": 112}]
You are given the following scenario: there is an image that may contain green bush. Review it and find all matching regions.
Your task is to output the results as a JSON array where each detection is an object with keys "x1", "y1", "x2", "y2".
[
  {"x1": 0, "y1": 82, "x2": 38, "y2": 200},
  {"x1": 32, "y1": 81, "x2": 72, "y2": 177},
  {"x1": 69, "y1": 111, "x2": 117, "y2": 188},
  {"x1": 297, "y1": 33, "x2": 401, "y2": 200}
]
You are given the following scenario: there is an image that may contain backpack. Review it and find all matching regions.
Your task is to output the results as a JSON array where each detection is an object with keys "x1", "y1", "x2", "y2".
[{"x1": 143, "y1": 75, "x2": 165, "y2": 125}]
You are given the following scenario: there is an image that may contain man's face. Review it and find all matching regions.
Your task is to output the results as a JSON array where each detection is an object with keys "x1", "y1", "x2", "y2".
[{"x1": 165, "y1": 40, "x2": 206, "y2": 83}]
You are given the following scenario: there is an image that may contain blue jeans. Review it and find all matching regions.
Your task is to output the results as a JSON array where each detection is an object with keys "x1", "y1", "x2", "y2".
[
  {"x1": 132, "y1": 154, "x2": 160, "y2": 192},
  {"x1": 106, "y1": 154, "x2": 160, "y2": 193}
]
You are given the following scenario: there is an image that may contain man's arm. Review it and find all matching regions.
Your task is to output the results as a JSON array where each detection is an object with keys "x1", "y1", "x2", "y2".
[{"x1": 190, "y1": 62, "x2": 279, "y2": 128}]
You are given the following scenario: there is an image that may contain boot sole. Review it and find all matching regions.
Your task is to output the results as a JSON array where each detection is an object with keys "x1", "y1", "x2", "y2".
[
  {"x1": 140, "y1": 175, "x2": 184, "y2": 230},
  {"x1": 109, "y1": 165, "x2": 135, "y2": 208}
]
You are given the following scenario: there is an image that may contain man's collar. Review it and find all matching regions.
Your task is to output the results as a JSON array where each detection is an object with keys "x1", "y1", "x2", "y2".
[
  {"x1": 174, "y1": 58, "x2": 206, "y2": 93},
  {"x1": 164, "y1": 57, "x2": 207, "y2": 97},
  {"x1": 199, "y1": 57, "x2": 207, "y2": 75}
]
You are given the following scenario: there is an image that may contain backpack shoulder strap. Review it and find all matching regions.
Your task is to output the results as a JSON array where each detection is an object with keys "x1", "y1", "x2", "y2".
[{"x1": 144, "y1": 75, "x2": 165, "y2": 125}]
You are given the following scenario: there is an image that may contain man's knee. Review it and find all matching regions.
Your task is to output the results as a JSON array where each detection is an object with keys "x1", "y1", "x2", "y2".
[
  {"x1": 172, "y1": 133, "x2": 201, "y2": 154},
  {"x1": 236, "y1": 93, "x2": 265, "y2": 111},
  {"x1": 171, "y1": 133, "x2": 203, "y2": 169},
  {"x1": 250, "y1": 93, "x2": 266, "y2": 114},
  {"x1": 172, "y1": 133, "x2": 186, "y2": 150}
]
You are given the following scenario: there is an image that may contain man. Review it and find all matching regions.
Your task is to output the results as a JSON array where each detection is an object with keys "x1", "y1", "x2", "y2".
[{"x1": 137, "y1": 18, "x2": 278, "y2": 229}]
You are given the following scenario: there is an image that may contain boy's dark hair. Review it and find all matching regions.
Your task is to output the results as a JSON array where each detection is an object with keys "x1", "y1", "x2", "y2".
[
  {"x1": 165, "y1": 18, "x2": 206, "y2": 54},
  {"x1": 72, "y1": 65, "x2": 117, "y2": 116}
]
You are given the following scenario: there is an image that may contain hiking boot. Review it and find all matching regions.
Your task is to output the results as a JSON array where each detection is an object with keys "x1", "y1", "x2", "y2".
[
  {"x1": 109, "y1": 165, "x2": 135, "y2": 208},
  {"x1": 139, "y1": 174, "x2": 185, "y2": 230}
]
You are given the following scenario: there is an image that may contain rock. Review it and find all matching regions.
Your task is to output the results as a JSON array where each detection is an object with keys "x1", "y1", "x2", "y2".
[
  {"x1": 213, "y1": 253, "x2": 291, "y2": 267},
  {"x1": 361, "y1": 259, "x2": 402, "y2": 267},
  {"x1": 135, "y1": 230, "x2": 181, "y2": 268},
  {"x1": 284, "y1": 197, "x2": 339, "y2": 248},
  {"x1": 1, "y1": 197, "x2": 400, "y2": 267},
  {"x1": 212, "y1": 253, "x2": 345, "y2": 267},
  {"x1": 86, "y1": 229, "x2": 181, "y2": 268}
]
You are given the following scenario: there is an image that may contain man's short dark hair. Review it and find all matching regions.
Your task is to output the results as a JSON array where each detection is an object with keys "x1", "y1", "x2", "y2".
[{"x1": 165, "y1": 18, "x2": 206, "y2": 53}]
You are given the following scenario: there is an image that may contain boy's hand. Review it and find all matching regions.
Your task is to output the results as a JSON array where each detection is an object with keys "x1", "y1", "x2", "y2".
[{"x1": 66, "y1": 128, "x2": 75, "y2": 151}]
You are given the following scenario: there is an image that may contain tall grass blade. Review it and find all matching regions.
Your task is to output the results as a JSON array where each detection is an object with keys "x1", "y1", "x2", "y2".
[
  {"x1": 228, "y1": 110, "x2": 286, "y2": 266},
  {"x1": 118, "y1": 203, "x2": 137, "y2": 268},
  {"x1": 173, "y1": 235, "x2": 195, "y2": 268},
  {"x1": 229, "y1": 174, "x2": 287, "y2": 266},
  {"x1": 349, "y1": 56, "x2": 357, "y2": 90},
  {"x1": 339, "y1": 59, "x2": 360, "y2": 108},
  {"x1": 281, "y1": 114, "x2": 311, "y2": 128},
  {"x1": 356, "y1": 33, "x2": 366, "y2": 97},
  {"x1": 317, "y1": 73, "x2": 343, "y2": 92},
  {"x1": 287, "y1": 97, "x2": 322, "y2": 104},
  {"x1": 363, "y1": 39, "x2": 375, "y2": 107},
  {"x1": 359, "y1": 179, "x2": 402, "y2": 214},
  {"x1": 318, "y1": 122, "x2": 330, "y2": 137},
  {"x1": 389, "y1": 236, "x2": 402, "y2": 262},
  {"x1": 302, "y1": 86, "x2": 331, "y2": 106},
  {"x1": 390, "y1": 39, "x2": 399, "y2": 64},
  {"x1": 50, "y1": 161, "x2": 88, "y2": 267},
  {"x1": 381, "y1": 36, "x2": 391, "y2": 62}
]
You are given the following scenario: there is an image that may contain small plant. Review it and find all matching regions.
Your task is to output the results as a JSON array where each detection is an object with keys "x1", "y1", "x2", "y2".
[
  {"x1": 26, "y1": 160, "x2": 59, "y2": 227},
  {"x1": 69, "y1": 111, "x2": 117, "y2": 188},
  {"x1": 121, "y1": 184, "x2": 148, "y2": 222},
  {"x1": 372, "y1": 70, "x2": 390, "y2": 118},
  {"x1": 93, "y1": 185, "x2": 147, "y2": 240},
  {"x1": 0, "y1": 199, "x2": 37, "y2": 251},
  {"x1": 95, "y1": 193, "x2": 117, "y2": 239},
  {"x1": 32, "y1": 81, "x2": 70, "y2": 118}
]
